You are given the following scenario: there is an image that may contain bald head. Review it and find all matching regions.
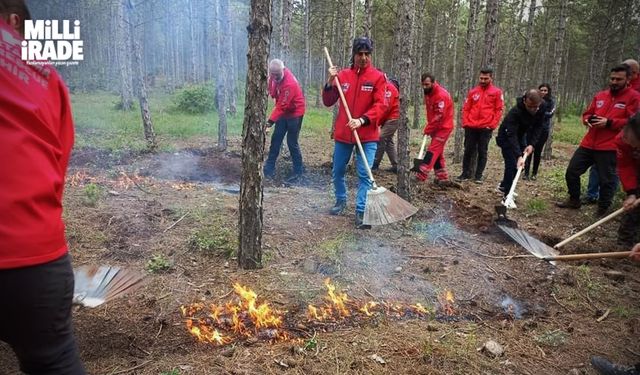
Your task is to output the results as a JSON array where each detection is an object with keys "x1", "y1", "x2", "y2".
[{"x1": 623, "y1": 59, "x2": 639, "y2": 79}]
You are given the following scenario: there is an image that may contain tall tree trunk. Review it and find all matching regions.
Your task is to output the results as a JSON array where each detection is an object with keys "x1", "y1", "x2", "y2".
[
  {"x1": 453, "y1": 0, "x2": 480, "y2": 163},
  {"x1": 519, "y1": 0, "x2": 537, "y2": 90},
  {"x1": 189, "y1": 0, "x2": 197, "y2": 83},
  {"x1": 281, "y1": 0, "x2": 291, "y2": 61},
  {"x1": 271, "y1": 0, "x2": 281, "y2": 57},
  {"x1": 222, "y1": 0, "x2": 237, "y2": 115},
  {"x1": 302, "y1": 0, "x2": 311, "y2": 97},
  {"x1": 481, "y1": 0, "x2": 500, "y2": 69},
  {"x1": 393, "y1": 0, "x2": 416, "y2": 200},
  {"x1": 362, "y1": 0, "x2": 373, "y2": 38},
  {"x1": 217, "y1": 0, "x2": 230, "y2": 151},
  {"x1": 543, "y1": 0, "x2": 568, "y2": 161},
  {"x1": 412, "y1": 0, "x2": 426, "y2": 131},
  {"x1": 117, "y1": 0, "x2": 133, "y2": 110},
  {"x1": 238, "y1": 0, "x2": 271, "y2": 270},
  {"x1": 127, "y1": 0, "x2": 156, "y2": 150}
]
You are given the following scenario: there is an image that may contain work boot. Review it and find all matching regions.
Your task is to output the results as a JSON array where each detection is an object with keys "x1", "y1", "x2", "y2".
[
  {"x1": 591, "y1": 356, "x2": 640, "y2": 375},
  {"x1": 386, "y1": 165, "x2": 398, "y2": 174},
  {"x1": 355, "y1": 211, "x2": 371, "y2": 230},
  {"x1": 285, "y1": 173, "x2": 302, "y2": 185},
  {"x1": 522, "y1": 174, "x2": 530, "y2": 181},
  {"x1": 330, "y1": 200, "x2": 347, "y2": 215},
  {"x1": 582, "y1": 196, "x2": 599, "y2": 205},
  {"x1": 473, "y1": 176, "x2": 484, "y2": 184},
  {"x1": 556, "y1": 198, "x2": 581, "y2": 209},
  {"x1": 455, "y1": 174, "x2": 470, "y2": 182},
  {"x1": 530, "y1": 174, "x2": 537, "y2": 181},
  {"x1": 596, "y1": 205, "x2": 611, "y2": 218}
]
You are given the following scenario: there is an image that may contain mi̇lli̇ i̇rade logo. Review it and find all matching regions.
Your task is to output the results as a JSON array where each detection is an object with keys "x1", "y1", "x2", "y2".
[{"x1": 21, "y1": 20, "x2": 83, "y2": 66}]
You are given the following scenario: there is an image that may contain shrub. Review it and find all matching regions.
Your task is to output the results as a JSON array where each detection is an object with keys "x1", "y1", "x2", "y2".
[{"x1": 173, "y1": 84, "x2": 215, "y2": 114}]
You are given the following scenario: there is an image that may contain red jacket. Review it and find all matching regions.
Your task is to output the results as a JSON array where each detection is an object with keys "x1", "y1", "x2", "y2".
[
  {"x1": 630, "y1": 76, "x2": 640, "y2": 94},
  {"x1": 615, "y1": 133, "x2": 640, "y2": 196},
  {"x1": 580, "y1": 87, "x2": 640, "y2": 151},
  {"x1": 322, "y1": 64, "x2": 388, "y2": 144},
  {"x1": 268, "y1": 68, "x2": 305, "y2": 122},
  {"x1": 462, "y1": 83, "x2": 504, "y2": 130},
  {"x1": 380, "y1": 80, "x2": 400, "y2": 124},
  {"x1": 423, "y1": 82, "x2": 454, "y2": 136},
  {"x1": 0, "y1": 20, "x2": 74, "y2": 269}
]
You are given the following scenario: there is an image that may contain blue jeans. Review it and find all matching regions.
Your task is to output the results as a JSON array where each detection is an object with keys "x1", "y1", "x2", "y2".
[
  {"x1": 264, "y1": 116, "x2": 304, "y2": 176},
  {"x1": 332, "y1": 141, "x2": 377, "y2": 213},
  {"x1": 586, "y1": 167, "x2": 619, "y2": 200}
]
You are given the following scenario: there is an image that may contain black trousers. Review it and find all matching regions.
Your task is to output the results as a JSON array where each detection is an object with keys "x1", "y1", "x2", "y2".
[
  {"x1": 0, "y1": 254, "x2": 85, "y2": 374},
  {"x1": 565, "y1": 147, "x2": 617, "y2": 209},
  {"x1": 461, "y1": 128, "x2": 493, "y2": 179},
  {"x1": 618, "y1": 206, "x2": 640, "y2": 246},
  {"x1": 499, "y1": 145, "x2": 518, "y2": 196},
  {"x1": 524, "y1": 127, "x2": 549, "y2": 177}
]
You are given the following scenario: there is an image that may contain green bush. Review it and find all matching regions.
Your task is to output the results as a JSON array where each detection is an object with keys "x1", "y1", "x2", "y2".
[
  {"x1": 174, "y1": 84, "x2": 215, "y2": 114},
  {"x1": 82, "y1": 183, "x2": 103, "y2": 207}
]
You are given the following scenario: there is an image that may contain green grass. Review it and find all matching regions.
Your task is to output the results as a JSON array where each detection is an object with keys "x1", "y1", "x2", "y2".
[
  {"x1": 524, "y1": 197, "x2": 548, "y2": 216},
  {"x1": 552, "y1": 115, "x2": 587, "y2": 145},
  {"x1": 71, "y1": 90, "x2": 334, "y2": 152}
]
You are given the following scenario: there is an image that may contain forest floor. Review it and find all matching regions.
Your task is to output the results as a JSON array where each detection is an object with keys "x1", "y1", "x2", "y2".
[{"x1": 1, "y1": 133, "x2": 639, "y2": 375}]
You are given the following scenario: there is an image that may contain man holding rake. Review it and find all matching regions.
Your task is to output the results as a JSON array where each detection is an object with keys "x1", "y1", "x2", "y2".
[{"x1": 322, "y1": 37, "x2": 388, "y2": 229}]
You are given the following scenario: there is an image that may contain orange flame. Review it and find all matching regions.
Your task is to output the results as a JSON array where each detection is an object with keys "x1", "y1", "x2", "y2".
[{"x1": 438, "y1": 290, "x2": 455, "y2": 316}]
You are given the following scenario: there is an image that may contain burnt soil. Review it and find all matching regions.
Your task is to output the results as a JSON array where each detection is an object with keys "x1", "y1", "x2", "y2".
[{"x1": 1, "y1": 135, "x2": 639, "y2": 375}]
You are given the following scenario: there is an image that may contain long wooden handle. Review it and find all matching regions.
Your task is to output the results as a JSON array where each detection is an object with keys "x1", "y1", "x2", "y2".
[
  {"x1": 323, "y1": 47, "x2": 376, "y2": 185},
  {"x1": 504, "y1": 152, "x2": 528, "y2": 203},
  {"x1": 544, "y1": 251, "x2": 631, "y2": 261},
  {"x1": 417, "y1": 135, "x2": 428, "y2": 159},
  {"x1": 554, "y1": 207, "x2": 626, "y2": 249}
]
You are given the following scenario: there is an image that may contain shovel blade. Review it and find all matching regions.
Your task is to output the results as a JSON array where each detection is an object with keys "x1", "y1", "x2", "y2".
[{"x1": 409, "y1": 158, "x2": 423, "y2": 173}]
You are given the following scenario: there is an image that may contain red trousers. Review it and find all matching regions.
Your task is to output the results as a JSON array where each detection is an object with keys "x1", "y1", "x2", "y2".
[{"x1": 417, "y1": 130, "x2": 452, "y2": 182}]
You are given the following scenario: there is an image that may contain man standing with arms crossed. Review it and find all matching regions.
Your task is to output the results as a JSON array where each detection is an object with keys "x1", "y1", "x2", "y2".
[{"x1": 457, "y1": 68, "x2": 504, "y2": 184}]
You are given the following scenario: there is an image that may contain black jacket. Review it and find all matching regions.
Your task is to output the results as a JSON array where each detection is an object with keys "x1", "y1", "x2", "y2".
[
  {"x1": 496, "y1": 96, "x2": 546, "y2": 158},
  {"x1": 541, "y1": 95, "x2": 555, "y2": 131}
]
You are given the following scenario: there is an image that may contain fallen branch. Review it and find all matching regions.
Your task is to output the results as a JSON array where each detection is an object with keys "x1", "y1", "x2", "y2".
[
  {"x1": 110, "y1": 360, "x2": 152, "y2": 375},
  {"x1": 407, "y1": 254, "x2": 450, "y2": 259},
  {"x1": 362, "y1": 286, "x2": 376, "y2": 299},
  {"x1": 626, "y1": 348, "x2": 640, "y2": 357},
  {"x1": 120, "y1": 172, "x2": 153, "y2": 195},
  {"x1": 472, "y1": 251, "x2": 534, "y2": 260},
  {"x1": 551, "y1": 293, "x2": 573, "y2": 313},
  {"x1": 163, "y1": 213, "x2": 188, "y2": 233},
  {"x1": 596, "y1": 308, "x2": 611, "y2": 322}
]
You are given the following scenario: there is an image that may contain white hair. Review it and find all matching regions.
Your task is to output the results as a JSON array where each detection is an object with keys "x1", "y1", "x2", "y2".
[
  {"x1": 623, "y1": 59, "x2": 639, "y2": 72},
  {"x1": 269, "y1": 59, "x2": 285, "y2": 71}
]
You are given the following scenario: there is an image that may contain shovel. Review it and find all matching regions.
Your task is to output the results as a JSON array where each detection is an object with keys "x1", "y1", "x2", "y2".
[
  {"x1": 410, "y1": 135, "x2": 428, "y2": 172},
  {"x1": 323, "y1": 47, "x2": 418, "y2": 226}
]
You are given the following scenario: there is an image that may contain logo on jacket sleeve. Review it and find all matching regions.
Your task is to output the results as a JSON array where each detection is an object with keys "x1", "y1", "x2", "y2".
[
  {"x1": 472, "y1": 93, "x2": 480, "y2": 101},
  {"x1": 438, "y1": 101, "x2": 445, "y2": 109},
  {"x1": 614, "y1": 103, "x2": 626, "y2": 109},
  {"x1": 596, "y1": 100, "x2": 604, "y2": 108}
]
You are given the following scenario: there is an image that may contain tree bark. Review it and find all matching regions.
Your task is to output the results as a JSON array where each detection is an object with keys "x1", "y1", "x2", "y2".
[
  {"x1": 543, "y1": 0, "x2": 568, "y2": 161},
  {"x1": 127, "y1": 0, "x2": 156, "y2": 150},
  {"x1": 519, "y1": 0, "x2": 537, "y2": 90},
  {"x1": 362, "y1": 0, "x2": 373, "y2": 38},
  {"x1": 453, "y1": 0, "x2": 480, "y2": 163},
  {"x1": 117, "y1": 0, "x2": 133, "y2": 110},
  {"x1": 481, "y1": 0, "x2": 500, "y2": 69},
  {"x1": 302, "y1": 0, "x2": 311, "y2": 97},
  {"x1": 238, "y1": 0, "x2": 271, "y2": 270},
  {"x1": 281, "y1": 0, "x2": 291, "y2": 62},
  {"x1": 393, "y1": 0, "x2": 416, "y2": 200},
  {"x1": 412, "y1": 0, "x2": 426, "y2": 131},
  {"x1": 217, "y1": 0, "x2": 229, "y2": 151}
]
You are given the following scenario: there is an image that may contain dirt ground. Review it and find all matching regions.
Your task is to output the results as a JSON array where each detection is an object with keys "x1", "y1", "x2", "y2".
[{"x1": 1, "y1": 134, "x2": 639, "y2": 375}]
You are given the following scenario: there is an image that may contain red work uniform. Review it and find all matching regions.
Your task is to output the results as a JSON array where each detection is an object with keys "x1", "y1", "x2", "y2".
[
  {"x1": 462, "y1": 83, "x2": 504, "y2": 130},
  {"x1": 417, "y1": 82, "x2": 454, "y2": 182},
  {"x1": 0, "y1": 23, "x2": 75, "y2": 269},
  {"x1": 267, "y1": 68, "x2": 306, "y2": 123},
  {"x1": 322, "y1": 64, "x2": 388, "y2": 144},
  {"x1": 581, "y1": 87, "x2": 640, "y2": 151}
]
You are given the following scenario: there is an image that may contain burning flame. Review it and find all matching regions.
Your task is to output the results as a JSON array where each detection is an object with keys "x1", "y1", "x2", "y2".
[
  {"x1": 306, "y1": 279, "x2": 430, "y2": 322},
  {"x1": 183, "y1": 280, "x2": 434, "y2": 346},
  {"x1": 181, "y1": 283, "x2": 288, "y2": 346},
  {"x1": 438, "y1": 290, "x2": 455, "y2": 316}
]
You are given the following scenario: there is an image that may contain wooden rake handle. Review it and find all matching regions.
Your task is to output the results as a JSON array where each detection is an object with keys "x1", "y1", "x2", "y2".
[
  {"x1": 417, "y1": 134, "x2": 428, "y2": 159},
  {"x1": 323, "y1": 47, "x2": 376, "y2": 185},
  {"x1": 503, "y1": 152, "x2": 529, "y2": 207},
  {"x1": 544, "y1": 251, "x2": 631, "y2": 261},
  {"x1": 554, "y1": 207, "x2": 626, "y2": 249}
]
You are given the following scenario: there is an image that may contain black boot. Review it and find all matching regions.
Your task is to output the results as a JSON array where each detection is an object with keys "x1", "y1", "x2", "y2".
[
  {"x1": 330, "y1": 200, "x2": 347, "y2": 215},
  {"x1": 355, "y1": 211, "x2": 371, "y2": 230},
  {"x1": 556, "y1": 198, "x2": 581, "y2": 209},
  {"x1": 591, "y1": 356, "x2": 640, "y2": 375}
]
